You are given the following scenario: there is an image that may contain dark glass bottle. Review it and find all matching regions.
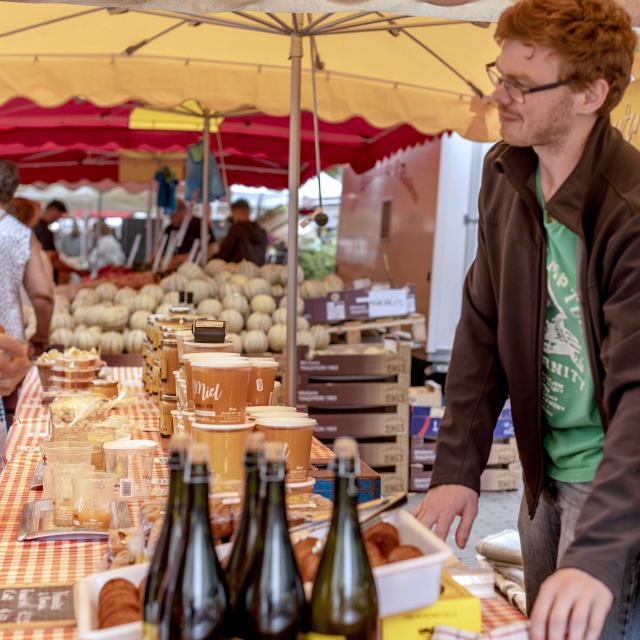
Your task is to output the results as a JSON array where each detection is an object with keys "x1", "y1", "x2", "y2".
[
  {"x1": 160, "y1": 443, "x2": 229, "y2": 640},
  {"x1": 143, "y1": 434, "x2": 188, "y2": 640},
  {"x1": 234, "y1": 441, "x2": 306, "y2": 639},
  {"x1": 226, "y1": 432, "x2": 265, "y2": 610},
  {"x1": 308, "y1": 437, "x2": 378, "y2": 640}
]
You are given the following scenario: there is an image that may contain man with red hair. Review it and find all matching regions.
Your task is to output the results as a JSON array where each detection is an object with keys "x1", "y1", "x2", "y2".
[{"x1": 415, "y1": 0, "x2": 640, "y2": 637}]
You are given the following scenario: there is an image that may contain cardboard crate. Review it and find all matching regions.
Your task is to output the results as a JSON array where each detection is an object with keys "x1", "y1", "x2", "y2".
[
  {"x1": 298, "y1": 379, "x2": 409, "y2": 407},
  {"x1": 410, "y1": 438, "x2": 517, "y2": 466},
  {"x1": 305, "y1": 404, "x2": 409, "y2": 439},
  {"x1": 319, "y1": 434, "x2": 409, "y2": 468},
  {"x1": 410, "y1": 406, "x2": 514, "y2": 440},
  {"x1": 310, "y1": 460, "x2": 380, "y2": 503},
  {"x1": 298, "y1": 343, "x2": 411, "y2": 376},
  {"x1": 372, "y1": 464, "x2": 409, "y2": 496},
  {"x1": 481, "y1": 462, "x2": 521, "y2": 491},
  {"x1": 410, "y1": 463, "x2": 433, "y2": 493}
]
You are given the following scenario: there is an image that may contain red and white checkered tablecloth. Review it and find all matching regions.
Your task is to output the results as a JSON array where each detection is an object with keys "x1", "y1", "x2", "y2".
[{"x1": 0, "y1": 366, "x2": 525, "y2": 638}]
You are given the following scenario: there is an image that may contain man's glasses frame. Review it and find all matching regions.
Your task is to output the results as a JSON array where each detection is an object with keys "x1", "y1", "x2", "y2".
[{"x1": 486, "y1": 62, "x2": 575, "y2": 104}]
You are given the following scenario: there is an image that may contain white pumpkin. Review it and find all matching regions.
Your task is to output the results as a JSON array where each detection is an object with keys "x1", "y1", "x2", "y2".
[
  {"x1": 281, "y1": 265, "x2": 305, "y2": 285},
  {"x1": 243, "y1": 330, "x2": 269, "y2": 355},
  {"x1": 235, "y1": 260, "x2": 259, "y2": 279},
  {"x1": 219, "y1": 281, "x2": 241, "y2": 298},
  {"x1": 131, "y1": 293, "x2": 158, "y2": 313},
  {"x1": 297, "y1": 330, "x2": 314, "y2": 348},
  {"x1": 297, "y1": 316, "x2": 310, "y2": 332},
  {"x1": 214, "y1": 271, "x2": 232, "y2": 285},
  {"x1": 114, "y1": 287, "x2": 137, "y2": 305},
  {"x1": 155, "y1": 302, "x2": 173, "y2": 315},
  {"x1": 219, "y1": 309, "x2": 244, "y2": 334},
  {"x1": 250, "y1": 294, "x2": 276, "y2": 315},
  {"x1": 271, "y1": 284, "x2": 285, "y2": 298},
  {"x1": 130, "y1": 309, "x2": 152, "y2": 331},
  {"x1": 205, "y1": 258, "x2": 228, "y2": 277},
  {"x1": 105, "y1": 304, "x2": 130, "y2": 331},
  {"x1": 186, "y1": 280, "x2": 211, "y2": 305},
  {"x1": 73, "y1": 305, "x2": 95, "y2": 327},
  {"x1": 272, "y1": 308, "x2": 287, "y2": 325},
  {"x1": 124, "y1": 329, "x2": 145, "y2": 354},
  {"x1": 51, "y1": 312, "x2": 74, "y2": 331},
  {"x1": 160, "y1": 273, "x2": 188, "y2": 293},
  {"x1": 50, "y1": 328, "x2": 74, "y2": 348},
  {"x1": 140, "y1": 283, "x2": 165, "y2": 303},
  {"x1": 71, "y1": 289, "x2": 99, "y2": 312},
  {"x1": 323, "y1": 273, "x2": 345, "y2": 293},
  {"x1": 96, "y1": 282, "x2": 118, "y2": 302},
  {"x1": 230, "y1": 274, "x2": 250, "y2": 289},
  {"x1": 246, "y1": 312, "x2": 273, "y2": 333},
  {"x1": 300, "y1": 279, "x2": 327, "y2": 299},
  {"x1": 100, "y1": 331, "x2": 125, "y2": 355},
  {"x1": 197, "y1": 298, "x2": 223, "y2": 317},
  {"x1": 54, "y1": 294, "x2": 70, "y2": 310},
  {"x1": 87, "y1": 325, "x2": 102, "y2": 337},
  {"x1": 259, "y1": 263, "x2": 280, "y2": 284},
  {"x1": 73, "y1": 327, "x2": 100, "y2": 351},
  {"x1": 202, "y1": 277, "x2": 219, "y2": 299},
  {"x1": 177, "y1": 261, "x2": 203, "y2": 279},
  {"x1": 223, "y1": 293, "x2": 249, "y2": 316},
  {"x1": 226, "y1": 332, "x2": 243, "y2": 354},
  {"x1": 268, "y1": 323, "x2": 287, "y2": 353},
  {"x1": 311, "y1": 324, "x2": 331, "y2": 350},
  {"x1": 243, "y1": 278, "x2": 271, "y2": 300},
  {"x1": 279, "y1": 295, "x2": 305, "y2": 315},
  {"x1": 163, "y1": 291, "x2": 180, "y2": 306}
]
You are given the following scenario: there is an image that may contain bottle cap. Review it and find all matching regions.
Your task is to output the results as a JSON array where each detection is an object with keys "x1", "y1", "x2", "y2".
[
  {"x1": 169, "y1": 432, "x2": 189, "y2": 453},
  {"x1": 245, "y1": 431, "x2": 266, "y2": 454},
  {"x1": 264, "y1": 441, "x2": 287, "y2": 463},
  {"x1": 334, "y1": 436, "x2": 358, "y2": 460},
  {"x1": 188, "y1": 442, "x2": 211, "y2": 466}
]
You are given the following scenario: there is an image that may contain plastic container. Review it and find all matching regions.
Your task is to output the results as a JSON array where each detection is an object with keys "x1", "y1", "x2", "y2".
[
  {"x1": 41, "y1": 440, "x2": 94, "y2": 499},
  {"x1": 90, "y1": 379, "x2": 119, "y2": 400},
  {"x1": 103, "y1": 440, "x2": 157, "y2": 499},
  {"x1": 73, "y1": 472, "x2": 117, "y2": 530},
  {"x1": 49, "y1": 376, "x2": 93, "y2": 391}
]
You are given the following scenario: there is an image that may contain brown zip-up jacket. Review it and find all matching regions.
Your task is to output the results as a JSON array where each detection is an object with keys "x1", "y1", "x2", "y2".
[{"x1": 430, "y1": 116, "x2": 640, "y2": 595}]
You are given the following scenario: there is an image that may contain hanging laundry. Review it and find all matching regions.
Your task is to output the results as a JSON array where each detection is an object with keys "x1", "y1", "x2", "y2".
[
  {"x1": 184, "y1": 142, "x2": 226, "y2": 203},
  {"x1": 155, "y1": 165, "x2": 178, "y2": 213}
]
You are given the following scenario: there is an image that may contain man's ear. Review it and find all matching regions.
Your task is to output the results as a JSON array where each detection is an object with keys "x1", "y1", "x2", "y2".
[{"x1": 577, "y1": 78, "x2": 610, "y2": 115}]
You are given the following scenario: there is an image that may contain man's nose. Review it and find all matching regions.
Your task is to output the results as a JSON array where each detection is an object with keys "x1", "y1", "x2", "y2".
[{"x1": 490, "y1": 82, "x2": 512, "y2": 106}]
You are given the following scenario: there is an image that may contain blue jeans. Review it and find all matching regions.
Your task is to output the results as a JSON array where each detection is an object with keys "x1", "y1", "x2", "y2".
[{"x1": 518, "y1": 479, "x2": 640, "y2": 639}]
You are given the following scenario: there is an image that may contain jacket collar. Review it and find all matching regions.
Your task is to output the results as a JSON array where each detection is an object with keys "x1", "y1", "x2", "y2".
[{"x1": 492, "y1": 116, "x2": 617, "y2": 238}]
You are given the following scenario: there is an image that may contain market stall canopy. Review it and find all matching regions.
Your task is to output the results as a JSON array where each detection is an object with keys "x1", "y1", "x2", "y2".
[
  {"x1": 0, "y1": 98, "x2": 434, "y2": 188},
  {"x1": 0, "y1": 4, "x2": 501, "y2": 141}
]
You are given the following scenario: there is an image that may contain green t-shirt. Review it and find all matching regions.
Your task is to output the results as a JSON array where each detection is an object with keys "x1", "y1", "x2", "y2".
[{"x1": 536, "y1": 167, "x2": 604, "y2": 482}]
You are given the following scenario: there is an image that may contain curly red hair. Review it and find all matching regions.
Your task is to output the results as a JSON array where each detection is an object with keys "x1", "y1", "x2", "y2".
[{"x1": 495, "y1": 0, "x2": 637, "y2": 114}]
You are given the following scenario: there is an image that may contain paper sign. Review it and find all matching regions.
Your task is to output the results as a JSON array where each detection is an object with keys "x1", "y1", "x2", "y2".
[
  {"x1": 326, "y1": 299, "x2": 346, "y2": 322},
  {"x1": 368, "y1": 288, "x2": 410, "y2": 318},
  {"x1": 0, "y1": 584, "x2": 74, "y2": 628}
]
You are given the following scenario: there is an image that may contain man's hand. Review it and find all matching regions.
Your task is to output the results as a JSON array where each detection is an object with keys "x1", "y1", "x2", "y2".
[
  {"x1": 412, "y1": 484, "x2": 478, "y2": 548},
  {"x1": 530, "y1": 568, "x2": 613, "y2": 640},
  {"x1": 0, "y1": 335, "x2": 30, "y2": 396}
]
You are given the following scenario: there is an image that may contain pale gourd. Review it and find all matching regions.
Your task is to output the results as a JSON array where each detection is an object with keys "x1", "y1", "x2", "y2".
[
  {"x1": 235, "y1": 260, "x2": 259, "y2": 279},
  {"x1": 243, "y1": 277, "x2": 271, "y2": 299},
  {"x1": 54, "y1": 295, "x2": 70, "y2": 311},
  {"x1": 160, "y1": 273, "x2": 188, "y2": 293},
  {"x1": 100, "y1": 304, "x2": 129, "y2": 331},
  {"x1": 246, "y1": 312, "x2": 273, "y2": 333},
  {"x1": 50, "y1": 328, "x2": 74, "y2": 348},
  {"x1": 131, "y1": 293, "x2": 157, "y2": 313},
  {"x1": 124, "y1": 329, "x2": 145, "y2": 354},
  {"x1": 226, "y1": 332, "x2": 243, "y2": 354},
  {"x1": 51, "y1": 312, "x2": 74, "y2": 331},
  {"x1": 220, "y1": 281, "x2": 241, "y2": 298},
  {"x1": 130, "y1": 309, "x2": 152, "y2": 331},
  {"x1": 243, "y1": 330, "x2": 269, "y2": 355},
  {"x1": 230, "y1": 274, "x2": 250, "y2": 289},
  {"x1": 163, "y1": 291, "x2": 180, "y2": 306},
  {"x1": 197, "y1": 298, "x2": 223, "y2": 317},
  {"x1": 202, "y1": 277, "x2": 219, "y2": 299},
  {"x1": 87, "y1": 325, "x2": 102, "y2": 337},
  {"x1": 297, "y1": 330, "x2": 314, "y2": 348},
  {"x1": 205, "y1": 258, "x2": 227, "y2": 277},
  {"x1": 271, "y1": 284, "x2": 285, "y2": 298},
  {"x1": 223, "y1": 293, "x2": 250, "y2": 316},
  {"x1": 71, "y1": 289, "x2": 99, "y2": 312},
  {"x1": 100, "y1": 331, "x2": 125, "y2": 355},
  {"x1": 300, "y1": 279, "x2": 327, "y2": 299},
  {"x1": 259, "y1": 263, "x2": 280, "y2": 284},
  {"x1": 250, "y1": 294, "x2": 276, "y2": 315},
  {"x1": 323, "y1": 274, "x2": 345, "y2": 293},
  {"x1": 140, "y1": 283, "x2": 165, "y2": 303},
  {"x1": 219, "y1": 309, "x2": 244, "y2": 334},
  {"x1": 272, "y1": 308, "x2": 287, "y2": 325},
  {"x1": 279, "y1": 295, "x2": 305, "y2": 315},
  {"x1": 96, "y1": 282, "x2": 118, "y2": 302},
  {"x1": 73, "y1": 327, "x2": 100, "y2": 351},
  {"x1": 311, "y1": 324, "x2": 331, "y2": 350},
  {"x1": 281, "y1": 265, "x2": 305, "y2": 285},
  {"x1": 297, "y1": 316, "x2": 310, "y2": 331},
  {"x1": 214, "y1": 271, "x2": 232, "y2": 285},
  {"x1": 363, "y1": 346, "x2": 385, "y2": 355},
  {"x1": 114, "y1": 287, "x2": 137, "y2": 305},
  {"x1": 184, "y1": 280, "x2": 209, "y2": 305},
  {"x1": 268, "y1": 323, "x2": 287, "y2": 353},
  {"x1": 73, "y1": 305, "x2": 98, "y2": 327},
  {"x1": 155, "y1": 303, "x2": 173, "y2": 315},
  {"x1": 177, "y1": 261, "x2": 203, "y2": 280}
]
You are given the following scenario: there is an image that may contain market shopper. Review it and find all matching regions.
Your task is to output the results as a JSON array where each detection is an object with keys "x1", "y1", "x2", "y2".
[
  {"x1": 414, "y1": 0, "x2": 640, "y2": 638},
  {"x1": 214, "y1": 199, "x2": 267, "y2": 266}
]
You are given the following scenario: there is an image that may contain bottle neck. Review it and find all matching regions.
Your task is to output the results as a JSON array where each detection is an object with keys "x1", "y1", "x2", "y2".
[
  {"x1": 167, "y1": 458, "x2": 185, "y2": 517},
  {"x1": 262, "y1": 474, "x2": 287, "y2": 530},
  {"x1": 242, "y1": 454, "x2": 261, "y2": 516},
  {"x1": 332, "y1": 472, "x2": 359, "y2": 528},
  {"x1": 187, "y1": 463, "x2": 211, "y2": 527}
]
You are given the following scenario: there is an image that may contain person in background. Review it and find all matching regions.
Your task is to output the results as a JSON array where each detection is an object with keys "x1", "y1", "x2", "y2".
[
  {"x1": 162, "y1": 198, "x2": 216, "y2": 260},
  {"x1": 214, "y1": 199, "x2": 267, "y2": 265},
  {"x1": 58, "y1": 220, "x2": 82, "y2": 258},
  {"x1": 0, "y1": 164, "x2": 53, "y2": 355},
  {"x1": 90, "y1": 219, "x2": 126, "y2": 272},
  {"x1": 414, "y1": 1, "x2": 640, "y2": 638},
  {"x1": 33, "y1": 199, "x2": 65, "y2": 254},
  {"x1": 0, "y1": 333, "x2": 31, "y2": 438}
]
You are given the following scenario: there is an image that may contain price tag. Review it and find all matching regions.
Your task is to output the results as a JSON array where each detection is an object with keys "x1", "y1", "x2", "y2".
[
  {"x1": 326, "y1": 299, "x2": 346, "y2": 322},
  {"x1": 368, "y1": 288, "x2": 409, "y2": 318}
]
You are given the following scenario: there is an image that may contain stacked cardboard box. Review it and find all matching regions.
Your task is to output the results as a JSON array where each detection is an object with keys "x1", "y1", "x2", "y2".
[
  {"x1": 297, "y1": 343, "x2": 411, "y2": 495},
  {"x1": 409, "y1": 390, "x2": 520, "y2": 492}
]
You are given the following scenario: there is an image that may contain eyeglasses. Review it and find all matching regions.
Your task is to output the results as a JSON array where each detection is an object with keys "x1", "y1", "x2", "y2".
[{"x1": 486, "y1": 62, "x2": 575, "y2": 104}]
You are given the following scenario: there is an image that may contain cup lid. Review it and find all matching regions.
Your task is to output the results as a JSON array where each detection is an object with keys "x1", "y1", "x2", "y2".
[
  {"x1": 103, "y1": 439, "x2": 157, "y2": 451},
  {"x1": 254, "y1": 417, "x2": 317, "y2": 429},
  {"x1": 192, "y1": 421, "x2": 254, "y2": 432},
  {"x1": 190, "y1": 358, "x2": 251, "y2": 369},
  {"x1": 247, "y1": 405, "x2": 297, "y2": 413},
  {"x1": 249, "y1": 358, "x2": 279, "y2": 368}
]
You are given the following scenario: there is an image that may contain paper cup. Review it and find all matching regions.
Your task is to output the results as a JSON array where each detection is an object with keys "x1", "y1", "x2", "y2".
[
  {"x1": 271, "y1": 381, "x2": 282, "y2": 405},
  {"x1": 180, "y1": 339, "x2": 235, "y2": 364},
  {"x1": 192, "y1": 421, "x2": 254, "y2": 481},
  {"x1": 247, "y1": 358, "x2": 279, "y2": 407},
  {"x1": 247, "y1": 405, "x2": 297, "y2": 416},
  {"x1": 254, "y1": 416, "x2": 316, "y2": 482},
  {"x1": 189, "y1": 357, "x2": 251, "y2": 424},
  {"x1": 183, "y1": 352, "x2": 242, "y2": 411}
]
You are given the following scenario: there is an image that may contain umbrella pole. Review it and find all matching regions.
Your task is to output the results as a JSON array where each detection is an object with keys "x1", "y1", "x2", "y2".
[
  {"x1": 285, "y1": 33, "x2": 303, "y2": 406},
  {"x1": 201, "y1": 109, "x2": 211, "y2": 266}
]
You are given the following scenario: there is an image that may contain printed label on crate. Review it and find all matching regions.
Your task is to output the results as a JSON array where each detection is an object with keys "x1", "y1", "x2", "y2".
[
  {"x1": 368, "y1": 288, "x2": 412, "y2": 318},
  {"x1": 325, "y1": 298, "x2": 346, "y2": 322}
]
